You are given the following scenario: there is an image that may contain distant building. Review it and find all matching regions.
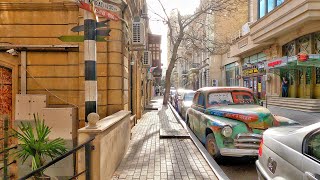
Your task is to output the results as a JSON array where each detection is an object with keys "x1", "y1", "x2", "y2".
[{"x1": 148, "y1": 33, "x2": 162, "y2": 86}]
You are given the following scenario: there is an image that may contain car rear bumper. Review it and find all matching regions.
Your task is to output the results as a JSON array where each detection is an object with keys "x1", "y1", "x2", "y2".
[
  {"x1": 255, "y1": 160, "x2": 271, "y2": 180},
  {"x1": 220, "y1": 148, "x2": 258, "y2": 157}
]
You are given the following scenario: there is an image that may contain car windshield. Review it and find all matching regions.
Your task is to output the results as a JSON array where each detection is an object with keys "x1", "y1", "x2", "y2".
[
  {"x1": 184, "y1": 92, "x2": 195, "y2": 101},
  {"x1": 208, "y1": 91, "x2": 256, "y2": 106}
]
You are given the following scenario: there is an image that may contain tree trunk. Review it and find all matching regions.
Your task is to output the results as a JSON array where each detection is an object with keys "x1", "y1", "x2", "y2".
[{"x1": 163, "y1": 61, "x2": 175, "y2": 105}]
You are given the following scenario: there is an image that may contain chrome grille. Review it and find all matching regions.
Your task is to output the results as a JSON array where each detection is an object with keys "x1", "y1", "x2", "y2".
[{"x1": 234, "y1": 133, "x2": 262, "y2": 149}]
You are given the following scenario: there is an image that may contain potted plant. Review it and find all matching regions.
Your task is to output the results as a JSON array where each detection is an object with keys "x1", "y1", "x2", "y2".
[{"x1": 14, "y1": 114, "x2": 67, "y2": 180}]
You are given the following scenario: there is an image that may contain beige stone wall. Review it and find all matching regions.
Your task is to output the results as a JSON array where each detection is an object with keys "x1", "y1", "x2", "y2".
[{"x1": 1, "y1": 0, "x2": 148, "y2": 127}]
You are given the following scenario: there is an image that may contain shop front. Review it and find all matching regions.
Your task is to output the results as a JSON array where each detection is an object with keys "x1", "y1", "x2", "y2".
[
  {"x1": 242, "y1": 53, "x2": 267, "y2": 99},
  {"x1": 267, "y1": 32, "x2": 320, "y2": 99}
]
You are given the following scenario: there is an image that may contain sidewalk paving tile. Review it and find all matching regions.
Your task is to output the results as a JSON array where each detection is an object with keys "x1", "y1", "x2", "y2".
[{"x1": 112, "y1": 99, "x2": 217, "y2": 180}]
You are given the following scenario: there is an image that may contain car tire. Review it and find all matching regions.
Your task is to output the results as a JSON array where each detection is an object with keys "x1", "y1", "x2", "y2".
[
  {"x1": 205, "y1": 133, "x2": 222, "y2": 161},
  {"x1": 186, "y1": 116, "x2": 190, "y2": 127}
]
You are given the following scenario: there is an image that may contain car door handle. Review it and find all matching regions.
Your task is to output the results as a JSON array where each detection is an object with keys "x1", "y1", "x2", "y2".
[{"x1": 305, "y1": 172, "x2": 320, "y2": 180}]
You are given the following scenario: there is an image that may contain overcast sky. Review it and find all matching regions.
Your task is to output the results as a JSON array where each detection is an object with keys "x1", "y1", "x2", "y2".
[{"x1": 147, "y1": 0, "x2": 200, "y2": 68}]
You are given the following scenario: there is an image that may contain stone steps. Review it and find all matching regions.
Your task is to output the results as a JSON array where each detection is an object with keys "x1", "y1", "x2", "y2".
[{"x1": 266, "y1": 96, "x2": 320, "y2": 112}]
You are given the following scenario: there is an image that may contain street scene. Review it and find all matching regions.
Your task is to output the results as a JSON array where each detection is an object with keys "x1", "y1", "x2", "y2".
[{"x1": 1, "y1": 0, "x2": 320, "y2": 180}]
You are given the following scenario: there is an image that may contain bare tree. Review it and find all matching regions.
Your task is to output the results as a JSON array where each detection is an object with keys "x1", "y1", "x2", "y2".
[{"x1": 150, "y1": 0, "x2": 243, "y2": 105}]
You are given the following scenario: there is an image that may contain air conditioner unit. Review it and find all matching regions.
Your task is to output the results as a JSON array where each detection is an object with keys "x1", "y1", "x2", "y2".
[
  {"x1": 132, "y1": 20, "x2": 145, "y2": 46},
  {"x1": 143, "y1": 51, "x2": 151, "y2": 67}
]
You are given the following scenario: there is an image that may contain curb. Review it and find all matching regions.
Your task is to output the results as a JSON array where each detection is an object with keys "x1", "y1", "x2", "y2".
[{"x1": 168, "y1": 103, "x2": 230, "y2": 180}]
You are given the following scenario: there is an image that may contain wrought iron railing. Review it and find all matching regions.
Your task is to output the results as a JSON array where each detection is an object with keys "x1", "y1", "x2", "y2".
[
  {"x1": 18, "y1": 137, "x2": 95, "y2": 180},
  {"x1": 0, "y1": 116, "x2": 17, "y2": 180}
]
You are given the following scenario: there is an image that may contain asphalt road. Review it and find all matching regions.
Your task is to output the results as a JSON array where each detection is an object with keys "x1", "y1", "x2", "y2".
[
  {"x1": 219, "y1": 157, "x2": 258, "y2": 180},
  {"x1": 174, "y1": 103, "x2": 320, "y2": 180}
]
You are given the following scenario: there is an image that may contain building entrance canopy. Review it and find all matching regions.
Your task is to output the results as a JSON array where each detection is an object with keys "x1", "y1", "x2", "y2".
[{"x1": 266, "y1": 54, "x2": 320, "y2": 72}]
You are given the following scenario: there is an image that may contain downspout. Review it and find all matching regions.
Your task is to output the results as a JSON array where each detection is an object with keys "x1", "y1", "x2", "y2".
[{"x1": 21, "y1": 51, "x2": 27, "y2": 95}]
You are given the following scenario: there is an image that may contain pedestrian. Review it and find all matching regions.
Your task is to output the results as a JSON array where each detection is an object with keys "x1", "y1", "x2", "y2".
[
  {"x1": 156, "y1": 88, "x2": 159, "y2": 96},
  {"x1": 281, "y1": 77, "x2": 288, "y2": 97}
]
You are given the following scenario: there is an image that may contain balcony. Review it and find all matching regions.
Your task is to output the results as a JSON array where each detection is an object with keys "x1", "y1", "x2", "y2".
[{"x1": 250, "y1": 0, "x2": 320, "y2": 44}]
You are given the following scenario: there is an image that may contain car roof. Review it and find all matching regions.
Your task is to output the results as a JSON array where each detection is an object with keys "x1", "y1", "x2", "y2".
[{"x1": 197, "y1": 87, "x2": 253, "y2": 93}]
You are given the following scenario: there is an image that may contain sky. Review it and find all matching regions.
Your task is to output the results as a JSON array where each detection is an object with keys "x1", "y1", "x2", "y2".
[{"x1": 147, "y1": 0, "x2": 200, "y2": 68}]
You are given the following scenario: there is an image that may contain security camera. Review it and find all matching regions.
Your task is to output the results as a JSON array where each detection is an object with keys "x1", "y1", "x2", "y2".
[{"x1": 6, "y1": 49, "x2": 18, "y2": 56}]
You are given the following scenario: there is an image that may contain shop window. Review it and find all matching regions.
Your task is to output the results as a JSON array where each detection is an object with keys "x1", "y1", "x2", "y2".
[
  {"x1": 297, "y1": 35, "x2": 311, "y2": 54},
  {"x1": 283, "y1": 41, "x2": 295, "y2": 57},
  {"x1": 299, "y1": 70, "x2": 303, "y2": 85},
  {"x1": 316, "y1": 68, "x2": 320, "y2": 84},
  {"x1": 257, "y1": 52, "x2": 267, "y2": 62},
  {"x1": 306, "y1": 67, "x2": 311, "y2": 85}
]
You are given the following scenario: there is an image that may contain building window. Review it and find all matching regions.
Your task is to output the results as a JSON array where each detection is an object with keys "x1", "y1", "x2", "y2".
[
  {"x1": 258, "y1": 0, "x2": 284, "y2": 19},
  {"x1": 277, "y1": 0, "x2": 284, "y2": 6},
  {"x1": 259, "y1": 0, "x2": 266, "y2": 18},
  {"x1": 268, "y1": 0, "x2": 275, "y2": 12},
  {"x1": 297, "y1": 35, "x2": 311, "y2": 54},
  {"x1": 283, "y1": 41, "x2": 295, "y2": 57}
]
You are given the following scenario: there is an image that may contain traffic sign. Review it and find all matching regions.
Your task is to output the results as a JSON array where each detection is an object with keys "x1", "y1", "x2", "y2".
[
  {"x1": 71, "y1": 20, "x2": 110, "y2": 32},
  {"x1": 58, "y1": 35, "x2": 107, "y2": 42},
  {"x1": 78, "y1": 1, "x2": 120, "y2": 21},
  {"x1": 92, "y1": 0, "x2": 120, "y2": 12}
]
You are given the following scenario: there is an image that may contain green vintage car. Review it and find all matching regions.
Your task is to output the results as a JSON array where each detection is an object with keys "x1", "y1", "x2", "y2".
[{"x1": 186, "y1": 87, "x2": 298, "y2": 159}]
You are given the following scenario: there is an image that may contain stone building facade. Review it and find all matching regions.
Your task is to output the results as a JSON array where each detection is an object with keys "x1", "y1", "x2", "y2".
[{"x1": 0, "y1": 0, "x2": 150, "y2": 176}]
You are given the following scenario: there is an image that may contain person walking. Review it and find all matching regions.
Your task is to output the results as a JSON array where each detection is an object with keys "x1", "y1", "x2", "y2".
[{"x1": 282, "y1": 77, "x2": 289, "y2": 97}]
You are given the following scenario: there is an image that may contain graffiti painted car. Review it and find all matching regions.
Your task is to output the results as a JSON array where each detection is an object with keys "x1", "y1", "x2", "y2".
[{"x1": 186, "y1": 87, "x2": 298, "y2": 160}]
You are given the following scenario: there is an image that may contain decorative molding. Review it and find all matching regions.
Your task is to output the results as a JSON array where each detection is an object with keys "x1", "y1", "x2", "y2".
[{"x1": 0, "y1": 2, "x2": 79, "y2": 11}]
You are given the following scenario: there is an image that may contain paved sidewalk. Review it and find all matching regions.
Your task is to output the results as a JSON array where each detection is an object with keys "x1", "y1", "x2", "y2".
[
  {"x1": 159, "y1": 107, "x2": 189, "y2": 138},
  {"x1": 112, "y1": 99, "x2": 217, "y2": 180}
]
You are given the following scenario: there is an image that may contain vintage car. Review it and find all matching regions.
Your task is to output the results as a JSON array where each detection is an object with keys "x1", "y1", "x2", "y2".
[
  {"x1": 256, "y1": 122, "x2": 320, "y2": 180},
  {"x1": 186, "y1": 87, "x2": 298, "y2": 160}
]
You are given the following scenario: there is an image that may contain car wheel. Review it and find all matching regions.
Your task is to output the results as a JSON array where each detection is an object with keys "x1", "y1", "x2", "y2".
[
  {"x1": 186, "y1": 116, "x2": 190, "y2": 127},
  {"x1": 205, "y1": 133, "x2": 222, "y2": 160}
]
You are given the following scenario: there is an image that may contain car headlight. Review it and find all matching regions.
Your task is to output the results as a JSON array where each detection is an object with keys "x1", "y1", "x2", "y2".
[{"x1": 221, "y1": 126, "x2": 233, "y2": 137}]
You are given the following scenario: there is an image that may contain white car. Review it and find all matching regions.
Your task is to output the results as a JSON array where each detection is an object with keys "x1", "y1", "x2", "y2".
[
  {"x1": 177, "y1": 90, "x2": 195, "y2": 119},
  {"x1": 256, "y1": 122, "x2": 320, "y2": 180}
]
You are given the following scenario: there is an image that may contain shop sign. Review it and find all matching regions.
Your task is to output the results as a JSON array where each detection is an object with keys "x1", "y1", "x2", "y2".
[
  {"x1": 297, "y1": 54, "x2": 320, "y2": 67},
  {"x1": 266, "y1": 56, "x2": 288, "y2": 69},
  {"x1": 243, "y1": 68, "x2": 258, "y2": 76}
]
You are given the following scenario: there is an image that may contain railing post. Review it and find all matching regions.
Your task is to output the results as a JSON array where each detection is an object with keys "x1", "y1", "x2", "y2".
[
  {"x1": 3, "y1": 116, "x2": 9, "y2": 180},
  {"x1": 85, "y1": 142, "x2": 91, "y2": 180}
]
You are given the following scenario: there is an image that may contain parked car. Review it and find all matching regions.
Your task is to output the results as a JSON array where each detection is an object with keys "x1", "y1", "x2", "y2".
[
  {"x1": 169, "y1": 88, "x2": 176, "y2": 104},
  {"x1": 256, "y1": 122, "x2": 320, "y2": 180},
  {"x1": 177, "y1": 90, "x2": 195, "y2": 119},
  {"x1": 186, "y1": 87, "x2": 298, "y2": 160},
  {"x1": 173, "y1": 88, "x2": 185, "y2": 109}
]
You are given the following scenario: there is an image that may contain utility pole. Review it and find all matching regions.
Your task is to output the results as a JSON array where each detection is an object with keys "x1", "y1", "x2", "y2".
[{"x1": 84, "y1": 0, "x2": 97, "y2": 122}]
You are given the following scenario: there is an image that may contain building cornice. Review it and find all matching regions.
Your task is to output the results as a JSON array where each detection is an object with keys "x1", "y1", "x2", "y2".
[{"x1": 0, "y1": 2, "x2": 79, "y2": 11}]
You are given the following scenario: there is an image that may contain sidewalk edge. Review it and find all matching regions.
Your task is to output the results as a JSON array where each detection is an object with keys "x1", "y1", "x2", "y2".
[{"x1": 168, "y1": 104, "x2": 230, "y2": 180}]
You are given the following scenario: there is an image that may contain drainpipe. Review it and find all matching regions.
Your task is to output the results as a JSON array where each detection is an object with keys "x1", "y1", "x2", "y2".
[{"x1": 21, "y1": 51, "x2": 27, "y2": 95}]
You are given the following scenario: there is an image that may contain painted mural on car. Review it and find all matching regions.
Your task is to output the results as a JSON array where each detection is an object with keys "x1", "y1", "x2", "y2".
[{"x1": 186, "y1": 87, "x2": 298, "y2": 160}]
